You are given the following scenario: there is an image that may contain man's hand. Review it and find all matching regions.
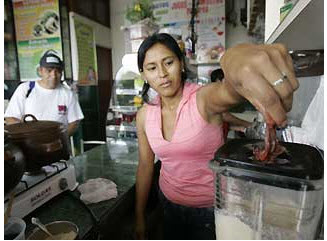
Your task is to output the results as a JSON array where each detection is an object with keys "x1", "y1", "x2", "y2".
[
  {"x1": 5, "y1": 117, "x2": 20, "y2": 125},
  {"x1": 67, "y1": 120, "x2": 80, "y2": 136},
  {"x1": 135, "y1": 216, "x2": 146, "y2": 239},
  {"x1": 221, "y1": 43, "x2": 299, "y2": 126}
]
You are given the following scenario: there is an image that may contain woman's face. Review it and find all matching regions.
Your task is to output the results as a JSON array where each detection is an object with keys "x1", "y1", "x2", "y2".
[{"x1": 141, "y1": 43, "x2": 183, "y2": 98}]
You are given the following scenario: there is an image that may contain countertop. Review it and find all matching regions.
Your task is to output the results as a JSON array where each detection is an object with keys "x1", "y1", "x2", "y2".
[
  {"x1": 23, "y1": 138, "x2": 140, "y2": 239},
  {"x1": 20, "y1": 136, "x2": 323, "y2": 239}
]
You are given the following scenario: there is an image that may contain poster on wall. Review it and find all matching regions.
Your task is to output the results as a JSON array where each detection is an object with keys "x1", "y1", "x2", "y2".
[
  {"x1": 153, "y1": 0, "x2": 189, "y2": 25},
  {"x1": 69, "y1": 12, "x2": 98, "y2": 86},
  {"x1": 196, "y1": 0, "x2": 225, "y2": 63},
  {"x1": 153, "y1": 0, "x2": 225, "y2": 64},
  {"x1": 152, "y1": 0, "x2": 191, "y2": 37},
  {"x1": 70, "y1": 14, "x2": 98, "y2": 86},
  {"x1": 13, "y1": 0, "x2": 63, "y2": 81}
]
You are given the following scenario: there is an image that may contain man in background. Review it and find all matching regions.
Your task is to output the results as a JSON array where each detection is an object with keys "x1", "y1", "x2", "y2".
[{"x1": 5, "y1": 50, "x2": 84, "y2": 136}]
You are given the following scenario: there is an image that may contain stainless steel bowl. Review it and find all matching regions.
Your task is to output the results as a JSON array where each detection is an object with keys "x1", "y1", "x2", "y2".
[{"x1": 27, "y1": 221, "x2": 78, "y2": 240}]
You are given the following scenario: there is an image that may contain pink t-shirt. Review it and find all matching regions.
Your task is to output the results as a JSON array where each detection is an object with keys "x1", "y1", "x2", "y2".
[{"x1": 145, "y1": 82, "x2": 224, "y2": 207}]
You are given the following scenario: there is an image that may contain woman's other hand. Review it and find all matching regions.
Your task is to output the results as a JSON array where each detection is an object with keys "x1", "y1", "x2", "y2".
[
  {"x1": 135, "y1": 216, "x2": 146, "y2": 239},
  {"x1": 220, "y1": 43, "x2": 299, "y2": 126}
]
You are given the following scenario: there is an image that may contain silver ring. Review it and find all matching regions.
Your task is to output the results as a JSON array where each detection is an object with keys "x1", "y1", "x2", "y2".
[
  {"x1": 273, "y1": 78, "x2": 284, "y2": 86},
  {"x1": 273, "y1": 72, "x2": 287, "y2": 86}
]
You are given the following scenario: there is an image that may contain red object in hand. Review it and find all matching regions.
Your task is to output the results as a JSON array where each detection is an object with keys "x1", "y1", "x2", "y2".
[
  {"x1": 222, "y1": 122, "x2": 229, "y2": 141},
  {"x1": 253, "y1": 115, "x2": 286, "y2": 163}
]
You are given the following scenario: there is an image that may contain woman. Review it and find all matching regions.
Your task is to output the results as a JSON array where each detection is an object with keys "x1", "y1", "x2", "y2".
[{"x1": 135, "y1": 33, "x2": 298, "y2": 239}]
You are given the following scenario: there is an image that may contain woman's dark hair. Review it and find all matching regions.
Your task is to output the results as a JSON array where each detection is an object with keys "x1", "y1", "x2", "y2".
[{"x1": 138, "y1": 33, "x2": 188, "y2": 103}]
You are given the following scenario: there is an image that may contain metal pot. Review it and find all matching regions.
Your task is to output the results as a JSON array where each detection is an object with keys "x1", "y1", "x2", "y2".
[
  {"x1": 27, "y1": 221, "x2": 79, "y2": 240},
  {"x1": 4, "y1": 114, "x2": 70, "y2": 172},
  {"x1": 4, "y1": 134, "x2": 25, "y2": 196}
]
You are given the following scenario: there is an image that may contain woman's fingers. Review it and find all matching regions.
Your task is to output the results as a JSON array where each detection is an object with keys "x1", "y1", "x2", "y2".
[
  {"x1": 263, "y1": 44, "x2": 299, "y2": 91},
  {"x1": 252, "y1": 49, "x2": 294, "y2": 112},
  {"x1": 269, "y1": 43, "x2": 299, "y2": 91},
  {"x1": 264, "y1": 44, "x2": 298, "y2": 113},
  {"x1": 239, "y1": 70, "x2": 288, "y2": 126},
  {"x1": 220, "y1": 43, "x2": 298, "y2": 126}
]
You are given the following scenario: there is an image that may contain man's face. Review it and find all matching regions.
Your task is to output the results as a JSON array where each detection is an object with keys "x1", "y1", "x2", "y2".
[{"x1": 38, "y1": 66, "x2": 62, "y2": 89}]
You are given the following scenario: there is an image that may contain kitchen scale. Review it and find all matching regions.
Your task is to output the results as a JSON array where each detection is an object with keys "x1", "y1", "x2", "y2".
[{"x1": 4, "y1": 160, "x2": 78, "y2": 218}]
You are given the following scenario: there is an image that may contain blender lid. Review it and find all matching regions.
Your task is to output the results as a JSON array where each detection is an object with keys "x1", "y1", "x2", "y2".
[{"x1": 210, "y1": 139, "x2": 323, "y2": 180}]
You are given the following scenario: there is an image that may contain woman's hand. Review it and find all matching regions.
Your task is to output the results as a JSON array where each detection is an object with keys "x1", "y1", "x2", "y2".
[
  {"x1": 135, "y1": 216, "x2": 146, "y2": 239},
  {"x1": 220, "y1": 43, "x2": 299, "y2": 126}
]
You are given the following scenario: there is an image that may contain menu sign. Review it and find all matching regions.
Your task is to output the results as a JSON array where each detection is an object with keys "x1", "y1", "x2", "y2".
[
  {"x1": 196, "y1": 0, "x2": 225, "y2": 63},
  {"x1": 152, "y1": 0, "x2": 189, "y2": 25},
  {"x1": 153, "y1": 0, "x2": 225, "y2": 64},
  {"x1": 13, "y1": 0, "x2": 63, "y2": 81},
  {"x1": 73, "y1": 18, "x2": 98, "y2": 86}
]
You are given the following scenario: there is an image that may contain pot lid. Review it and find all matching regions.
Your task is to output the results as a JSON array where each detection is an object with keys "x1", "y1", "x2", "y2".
[
  {"x1": 210, "y1": 139, "x2": 324, "y2": 181},
  {"x1": 4, "y1": 114, "x2": 62, "y2": 136}
]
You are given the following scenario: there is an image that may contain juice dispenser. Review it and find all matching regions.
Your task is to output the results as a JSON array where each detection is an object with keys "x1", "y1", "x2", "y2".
[{"x1": 209, "y1": 139, "x2": 324, "y2": 240}]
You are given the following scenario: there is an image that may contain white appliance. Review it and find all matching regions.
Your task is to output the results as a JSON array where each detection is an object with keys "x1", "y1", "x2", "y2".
[
  {"x1": 115, "y1": 53, "x2": 140, "y2": 81},
  {"x1": 4, "y1": 161, "x2": 78, "y2": 218}
]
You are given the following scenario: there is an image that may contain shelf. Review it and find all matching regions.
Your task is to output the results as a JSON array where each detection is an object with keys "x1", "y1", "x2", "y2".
[
  {"x1": 266, "y1": 0, "x2": 323, "y2": 50},
  {"x1": 106, "y1": 125, "x2": 137, "y2": 139},
  {"x1": 107, "y1": 125, "x2": 137, "y2": 132},
  {"x1": 189, "y1": 59, "x2": 220, "y2": 66},
  {"x1": 110, "y1": 106, "x2": 139, "y2": 113},
  {"x1": 116, "y1": 89, "x2": 140, "y2": 95}
]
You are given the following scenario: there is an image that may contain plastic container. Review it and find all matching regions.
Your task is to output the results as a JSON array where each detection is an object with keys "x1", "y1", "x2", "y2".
[
  {"x1": 129, "y1": 24, "x2": 149, "y2": 39},
  {"x1": 123, "y1": 20, "x2": 159, "y2": 53},
  {"x1": 127, "y1": 21, "x2": 159, "y2": 39},
  {"x1": 4, "y1": 217, "x2": 26, "y2": 240},
  {"x1": 130, "y1": 38, "x2": 145, "y2": 53},
  {"x1": 209, "y1": 139, "x2": 324, "y2": 239}
]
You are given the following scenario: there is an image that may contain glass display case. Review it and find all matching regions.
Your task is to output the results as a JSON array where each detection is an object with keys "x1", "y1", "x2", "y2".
[{"x1": 107, "y1": 55, "x2": 143, "y2": 139}]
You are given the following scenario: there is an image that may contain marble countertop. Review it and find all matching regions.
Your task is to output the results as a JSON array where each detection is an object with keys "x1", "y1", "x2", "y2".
[
  {"x1": 72, "y1": 138, "x2": 139, "y2": 221},
  {"x1": 23, "y1": 138, "x2": 139, "y2": 239}
]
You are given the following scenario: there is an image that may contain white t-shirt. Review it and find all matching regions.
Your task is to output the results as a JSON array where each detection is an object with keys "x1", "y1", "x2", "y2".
[{"x1": 5, "y1": 81, "x2": 84, "y2": 126}]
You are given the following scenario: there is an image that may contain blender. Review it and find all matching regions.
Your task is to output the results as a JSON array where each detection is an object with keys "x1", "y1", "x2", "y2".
[{"x1": 209, "y1": 139, "x2": 324, "y2": 239}]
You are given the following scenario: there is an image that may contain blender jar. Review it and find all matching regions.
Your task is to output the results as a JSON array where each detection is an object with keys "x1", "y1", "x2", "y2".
[{"x1": 209, "y1": 139, "x2": 324, "y2": 240}]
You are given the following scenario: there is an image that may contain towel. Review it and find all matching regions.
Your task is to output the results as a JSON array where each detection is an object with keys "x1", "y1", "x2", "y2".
[{"x1": 78, "y1": 178, "x2": 118, "y2": 204}]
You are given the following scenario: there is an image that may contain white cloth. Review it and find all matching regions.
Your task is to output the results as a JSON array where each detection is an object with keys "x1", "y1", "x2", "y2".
[
  {"x1": 5, "y1": 81, "x2": 84, "y2": 126},
  {"x1": 78, "y1": 178, "x2": 118, "y2": 204},
  {"x1": 291, "y1": 76, "x2": 324, "y2": 150}
]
